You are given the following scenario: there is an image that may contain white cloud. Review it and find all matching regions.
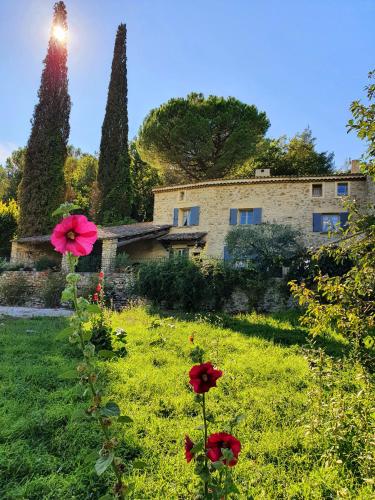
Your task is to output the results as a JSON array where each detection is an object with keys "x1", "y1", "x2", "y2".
[{"x1": 0, "y1": 142, "x2": 18, "y2": 165}]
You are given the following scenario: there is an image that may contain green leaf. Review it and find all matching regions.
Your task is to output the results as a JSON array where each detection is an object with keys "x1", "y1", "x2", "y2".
[
  {"x1": 212, "y1": 460, "x2": 224, "y2": 471},
  {"x1": 191, "y1": 440, "x2": 204, "y2": 454},
  {"x1": 82, "y1": 330, "x2": 93, "y2": 341},
  {"x1": 87, "y1": 304, "x2": 101, "y2": 314},
  {"x1": 364, "y1": 336, "x2": 374, "y2": 349},
  {"x1": 66, "y1": 273, "x2": 80, "y2": 284},
  {"x1": 117, "y1": 415, "x2": 133, "y2": 423},
  {"x1": 95, "y1": 452, "x2": 114, "y2": 476},
  {"x1": 53, "y1": 202, "x2": 81, "y2": 218},
  {"x1": 101, "y1": 401, "x2": 120, "y2": 417},
  {"x1": 98, "y1": 349, "x2": 116, "y2": 359},
  {"x1": 132, "y1": 459, "x2": 147, "y2": 469},
  {"x1": 55, "y1": 326, "x2": 75, "y2": 340},
  {"x1": 61, "y1": 287, "x2": 74, "y2": 302}
]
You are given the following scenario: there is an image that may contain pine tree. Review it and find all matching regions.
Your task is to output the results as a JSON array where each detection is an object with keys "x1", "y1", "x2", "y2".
[
  {"x1": 98, "y1": 24, "x2": 132, "y2": 224},
  {"x1": 18, "y1": 2, "x2": 71, "y2": 236}
]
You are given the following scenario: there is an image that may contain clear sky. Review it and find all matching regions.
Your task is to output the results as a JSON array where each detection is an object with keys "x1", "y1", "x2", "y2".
[{"x1": 0, "y1": 0, "x2": 374, "y2": 168}]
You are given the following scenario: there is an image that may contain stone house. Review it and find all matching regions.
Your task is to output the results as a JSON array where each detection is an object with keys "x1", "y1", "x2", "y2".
[{"x1": 10, "y1": 162, "x2": 375, "y2": 270}]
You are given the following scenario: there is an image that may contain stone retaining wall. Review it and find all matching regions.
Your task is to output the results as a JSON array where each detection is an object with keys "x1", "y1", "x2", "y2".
[{"x1": 0, "y1": 271, "x2": 290, "y2": 313}]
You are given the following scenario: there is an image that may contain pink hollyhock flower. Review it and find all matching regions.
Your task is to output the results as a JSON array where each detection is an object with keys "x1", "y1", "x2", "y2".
[
  {"x1": 99, "y1": 271, "x2": 104, "y2": 279},
  {"x1": 206, "y1": 432, "x2": 241, "y2": 466},
  {"x1": 189, "y1": 362, "x2": 223, "y2": 394},
  {"x1": 51, "y1": 215, "x2": 97, "y2": 257},
  {"x1": 185, "y1": 435, "x2": 195, "y2": 463},
  {"x1": 96, "y1": 284, "x2": 102, "y2": 292},
  {"x1": 93, "y1": 293, "x2": 99, "y2": 302}
]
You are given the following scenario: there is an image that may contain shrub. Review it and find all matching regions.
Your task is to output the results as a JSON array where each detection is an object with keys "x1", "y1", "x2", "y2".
[
  {"x1": 0, "y1": 273, "x2": 32, "y2": 306},
  {"x1": 137, "y1": 257, "x2": 206, "y2": 311},
  {"x1": 35, "y1": 257, "x2": 59, "y2": 272},
  {"x1": 41, "y1": 272, "x2": 66, "y2": 307},
  {"x1": 225, "y1": 223, "x2": 304, "y2": 276},
  {"x1": 90, "y1": 310, "x2": 113, "y2": 351},
  {"x1": 0, "y1": 199, "x2": 18, "y2": 258},
  {"x1": 115, "y1": 252, "x2": 131, "y2": 272},
  {"x1": 137, "y1": 257, "x2": 267, "y2": 312}
]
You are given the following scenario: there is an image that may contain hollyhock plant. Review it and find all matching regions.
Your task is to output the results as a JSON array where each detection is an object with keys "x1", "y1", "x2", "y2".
[
  {"x1": 189, "y1": 362, "x2": 222, "y2": 394},
  {"x1": 51, "y1": 214, "x2": 97, "y2": 256},
  {"x1": 185, "y1": 359, "x2": 241, "y2": 498},
  {"x1": 185, "y1": 435, "x2": 195, "y2": 463},
  {"x1": 52, "y1": 203, "x2": 131, "y2": 499},
  {"x1": 206, "y1": 432, "x2": 241, "y2": 467}
]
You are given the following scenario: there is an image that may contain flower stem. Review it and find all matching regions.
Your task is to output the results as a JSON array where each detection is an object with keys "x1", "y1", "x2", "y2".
[
  {"x1": 202, "y1": 392, "x2": 208, "y2": 498},
  {"x1": 67, "y1": 253, "x2": 124, "y2": 498}
]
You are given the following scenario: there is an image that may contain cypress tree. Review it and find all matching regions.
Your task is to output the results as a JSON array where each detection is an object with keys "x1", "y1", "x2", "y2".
[
  {"x1": 98, "y1": 24, "x2": 132, "y2": 224},
  {"x1": 18, "y1": 2, "x2": 71, "y2": 236}
]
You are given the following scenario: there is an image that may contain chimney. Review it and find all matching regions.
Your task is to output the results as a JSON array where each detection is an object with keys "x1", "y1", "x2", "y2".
[
  {"x1": 255, "y1": 168, "x2": 271, "y2": 177},
  {"x1": 351, "y1": 159, "x2": 361, "y2": 174}
]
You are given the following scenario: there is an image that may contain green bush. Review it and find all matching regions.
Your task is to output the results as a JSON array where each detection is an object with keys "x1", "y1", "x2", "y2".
[
  {"x1": 137, "y1": 257, "x2": 206, "y2": 311},
  {"x1": 41, "y1": 272, "x2": 66, "y2": 307},
  {"x1": 0, "y1": 199, "x2": 18, "y2": 258},
  {"x1": 114, "y1": 252, "x2": 131, "y2": 272},
  {"x1": 0, "y1": 273, "x2": 32, "y2": 306},
  {"x1": 137, "y1": 257, "x2": 266, "y2": 312}
]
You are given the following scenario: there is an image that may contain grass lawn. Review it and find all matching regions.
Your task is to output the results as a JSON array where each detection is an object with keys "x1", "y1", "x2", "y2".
[{"x1": 0, "y1": 307, "x2": 370, "y2": 499}]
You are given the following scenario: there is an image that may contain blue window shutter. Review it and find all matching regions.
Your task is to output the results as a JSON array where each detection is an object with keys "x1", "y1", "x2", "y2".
[
  {"x1": 173, "y1": 208, "x2": 179, "y2": 226},
  {"x1": 229, "y1": 208, "x2": 238, "y2": 225},
  {"x1": 340, "y1": 212, "x2": 349, "y2": 229},
  {"x1": 190, "y1": 206, "x2": 200, "y2": 226},
  {"x1": 223, "y1": 246, "x2": 231, "y2": 261},
  {"x1": 253, "y1": 208, "x2": 262, "y2": 224},
  {"x1": 313, "y1": 213, "x2": 322, "y2": 232}
]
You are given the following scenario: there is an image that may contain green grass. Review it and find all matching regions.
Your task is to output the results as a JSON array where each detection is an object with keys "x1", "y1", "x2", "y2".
[{"x1": 0, "y1": 308, "x2": 370, "y2": 499}]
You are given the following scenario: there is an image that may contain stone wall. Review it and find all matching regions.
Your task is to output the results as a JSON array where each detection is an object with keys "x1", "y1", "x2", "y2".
[
  {"x1": 0, "y1": 271, "x2": 136, "y2": 309},
  {"x1": 153, "y1": 176, "x2": 374, "y2": 258},
  {"x1": 0, "y1": 270, "x2": 292, "y2": 314}
]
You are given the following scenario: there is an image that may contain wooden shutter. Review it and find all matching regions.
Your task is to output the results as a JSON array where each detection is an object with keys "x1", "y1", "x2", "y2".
[
  {"x1": 173, "y1": 208, "x2": 179, "y2": 226},
  {"x1": 313, "y1": 213, "x2": 322, "y2": 232},
  {"x1": 340, "y1": 212, "x2": 349, "y2": 229},
  {"x1": 229, "y1": 208, "x2": 238, "y2": 225},
  {"x1": 190, "y1": 206, "x2": 200, "y2": 226},
  {"x1": 253, "y1": 208, "x2": 262, "y2": 224}
]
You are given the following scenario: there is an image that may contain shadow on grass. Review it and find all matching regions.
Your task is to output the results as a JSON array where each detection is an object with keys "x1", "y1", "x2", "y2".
[{"x1": 147, "y1": 305, "x2": 348, "y2": 357}]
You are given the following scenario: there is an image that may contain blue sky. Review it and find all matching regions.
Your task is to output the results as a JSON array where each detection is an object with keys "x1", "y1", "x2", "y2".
[{"x1": 0, "y1": 0, "x2": 374, "y2": 168}]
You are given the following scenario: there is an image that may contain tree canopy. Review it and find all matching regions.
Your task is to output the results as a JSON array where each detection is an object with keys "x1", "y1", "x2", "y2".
[
  {"x1": 225, "y1": 223, "x2": 304, "y2": 275},
  {"x1": 97, "y1": 23, "x2": 132, "y2": 224},
  {"x1": 137, "y1": 93, "x2": 270, "y2": 182},
  {"x1": 18, "y1": 1, "x2": 71, "y2": 236},
  {"x1": 232, "y1": 128, "x2": 334, "y2": 178}
]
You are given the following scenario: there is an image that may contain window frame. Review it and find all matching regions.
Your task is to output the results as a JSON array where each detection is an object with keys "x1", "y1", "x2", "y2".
[
  {"x1": 321, "y1": 213, "x2": 341, "y2": 233},
  {"x1": 239, "y1": 209, "x2": 255, "y2": 225},
  {"x1": 181, "y1": 208, "x2": 192, "y2": 227},
  {"x1": 336, "y1": 181, "x2": 349, "y2": 197},
  {"x1": 311, "y1": 183, "x2": 323, "y2": 198}
]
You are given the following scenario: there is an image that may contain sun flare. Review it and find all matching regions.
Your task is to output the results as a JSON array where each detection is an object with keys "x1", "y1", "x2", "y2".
[{"x1": 52, "y1": 24, "x2": 67, "y2": 42}]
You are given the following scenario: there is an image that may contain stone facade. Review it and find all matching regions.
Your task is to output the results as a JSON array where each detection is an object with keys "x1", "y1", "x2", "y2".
[{"x1": 153, "y1": 174, "x2": 375, "y2": 258}]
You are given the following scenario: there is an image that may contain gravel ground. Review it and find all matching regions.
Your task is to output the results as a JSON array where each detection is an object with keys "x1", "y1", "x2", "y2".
[{"x1": 0, "y1": 306, "x2": 73, "y2": 318}]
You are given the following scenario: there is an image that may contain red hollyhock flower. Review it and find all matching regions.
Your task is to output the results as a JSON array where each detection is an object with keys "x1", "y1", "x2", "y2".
[
  {"x1": 93, "y1": 293, "x2": 99, "y2": 302},
  {"x1": 185, "y1": 435, "x2": 195, "y2": 463},
  {"x1": 96, "y1": 284, "x2": 102, "y2": 292},
  {"x1": 99, "y1": 271, "x2": 104, "y2": 279},
  {"x1": 51, "y1": 215, "x2": 97, "y2": 257},
  {"x1": 206, "y1": 432, "x2": 241, "y2": 466},
  {"x1": 189, "y1": 362, "x2": 222, "y2": 394}
]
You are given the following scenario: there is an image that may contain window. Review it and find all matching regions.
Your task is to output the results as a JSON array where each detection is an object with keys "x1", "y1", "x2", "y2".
[
  {"x1": 322, "y1": 214, "x2": 340, "y2": 233},
  {"x1": 182, "y1": 208, "x2": 192, "y2": 226},
  {"x1": 170, "y1": 247, "x2": 189, "y2": 258},
  {"x1": 337, "y1": 182, "x2": 348, "y2": 196},
  {"x1": 312, "y1": 183, "x2": 323, "y2": 197},
  {"x1": 179, "y1": 191, "x2": 185, "y2": 201},
  {"x1": 239, "y1": 209, "x2": 254, "y2": 225}
]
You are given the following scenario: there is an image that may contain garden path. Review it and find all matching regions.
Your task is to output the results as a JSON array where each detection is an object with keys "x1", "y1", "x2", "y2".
[{"x1": 0, "y1": 306, "x2": 72, "y2": 318}]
